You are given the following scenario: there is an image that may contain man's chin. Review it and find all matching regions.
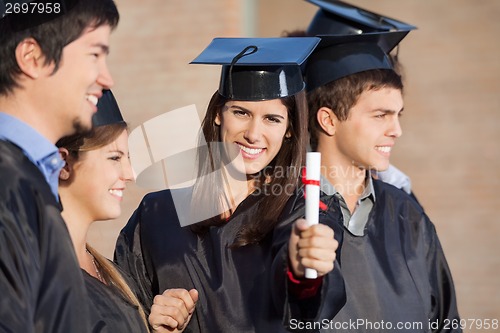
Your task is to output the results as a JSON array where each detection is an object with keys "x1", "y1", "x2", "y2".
[
  {"x1": 370, "y1": 164, "x2": 390, "y2": 173},
  {"x1": 72, "y1": 120, "x2": 93, "y2": 136}
]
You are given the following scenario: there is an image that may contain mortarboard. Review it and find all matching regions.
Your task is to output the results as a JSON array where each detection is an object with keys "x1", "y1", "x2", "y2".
[
  {"x1": 92, "y1": 89, "x2": 125, "y2": 127},
  {"x1": 0, "y1": 0, "x2": 78, "y2": 31},
  {"x1": 305, "y1": 30, "x2": 410, "y2": 91},
  {"x1": 191, "y1": 37, "x2": 320, "y2": 101},
  {"x1": 305, "y1": 0, "x2": 416, "y2": 36}
]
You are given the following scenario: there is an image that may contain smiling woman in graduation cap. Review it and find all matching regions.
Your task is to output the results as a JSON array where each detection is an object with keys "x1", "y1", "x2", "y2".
[
  {"x1": 56, "y1": 90, "x2": 151, "y2": 332},
  {"x1": 115, "y1": 38, "x2": 345, "y2": 332},
  {"x1": 57, "y1": 90, "x2": 197, "y2": 333}
]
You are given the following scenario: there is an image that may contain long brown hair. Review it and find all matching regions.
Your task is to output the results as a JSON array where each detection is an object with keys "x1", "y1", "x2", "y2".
[
  {"x1": 190, "y1": 90, "x2": 308, "y2": 247},
  {"x1": 86, "y1": 245, "x2": 149, "y2": 332},
  {"x1": 56, "y1": 124, "x2": 150, "y2": 332}
]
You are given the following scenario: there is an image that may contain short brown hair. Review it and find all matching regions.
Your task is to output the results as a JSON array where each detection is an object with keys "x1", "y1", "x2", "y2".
[{"x1": 307, "y1": 69, "x2": 403, "y2": 150}]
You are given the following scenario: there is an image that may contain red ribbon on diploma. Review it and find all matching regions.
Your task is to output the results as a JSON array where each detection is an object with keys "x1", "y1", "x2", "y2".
[{"x1": 301, "y1": 168, "x2": 327, "y2": 211}]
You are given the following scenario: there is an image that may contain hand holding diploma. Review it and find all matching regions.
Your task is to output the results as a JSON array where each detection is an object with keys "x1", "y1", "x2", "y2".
[{"x1": 288, "y1": 153, "x2": 338, "y2": 280}]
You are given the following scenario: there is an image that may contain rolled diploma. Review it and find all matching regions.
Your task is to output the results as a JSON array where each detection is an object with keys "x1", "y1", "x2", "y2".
[{"x1": 305, "y1": 152, "x2": 321, "y2": 279}]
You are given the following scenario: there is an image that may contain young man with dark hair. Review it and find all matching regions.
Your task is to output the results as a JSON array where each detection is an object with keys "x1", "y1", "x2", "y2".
[
  {"x1": 299, "y1": 0, "x2": 420, "y2": 199},
  {"x1": 298, "y1": 31, "x2": 462, "y2": 332},
  {"x1": 0, "y1": 1, "x2": 119, "y2": 331}
]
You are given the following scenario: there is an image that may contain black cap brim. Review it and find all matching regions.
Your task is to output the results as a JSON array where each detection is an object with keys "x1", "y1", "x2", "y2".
[
  {"x1": 219, "y1": 65, "x2": 305, "y2": 101},
  {"x1": 92, "y1": 90, "x2": 125, "y2": 127},
  {"x1": 305, "y1": 30, "x2": 410, "y2": 90}
]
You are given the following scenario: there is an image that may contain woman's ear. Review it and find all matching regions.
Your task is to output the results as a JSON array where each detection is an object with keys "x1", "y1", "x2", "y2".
[
  {"x1": 58, "y1": 148, "x2": 71, "y2": 181},
  {"x1": 316, "y1": 107, "x2": 338, "y2": 136},
  {"x1": 214, "y1": 113, "x2": 221, "y2": 126},
  {"x1": 285, "y1": 130, "x2": 292, "y2": 139}
]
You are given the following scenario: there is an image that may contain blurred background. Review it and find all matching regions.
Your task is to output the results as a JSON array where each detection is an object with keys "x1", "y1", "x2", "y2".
[{"x1": 88, "y1": 0, "x2": 500, "y2": 327}]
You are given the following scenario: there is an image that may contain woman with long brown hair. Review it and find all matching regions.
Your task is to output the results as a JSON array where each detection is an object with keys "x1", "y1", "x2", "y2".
[
  {"x1": 57, "y1": 90, "x2": 195, "y2": 332},
  {"x1": 115, "y1": 38, "x2": 342, "y2": 332}
]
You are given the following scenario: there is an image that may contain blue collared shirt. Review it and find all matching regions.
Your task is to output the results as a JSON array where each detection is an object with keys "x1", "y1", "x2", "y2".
[{"x1": 0, "y1": 112, "x2": 64, "y2": 200}]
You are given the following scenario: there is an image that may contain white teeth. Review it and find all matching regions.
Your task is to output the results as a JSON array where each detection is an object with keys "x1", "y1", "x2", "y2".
[
  {"x1": 86, "y1": 95, "x2": 98, "y2": 106},
  {"x1": 237, "y1": 144, "x2": 263, "y2": 155},
  {"x1": 376, "y1": 146, "x2": 392, "y2": 153},
  {"x1": 109, "y1": 189, "x2": 123, "y2": 198}
]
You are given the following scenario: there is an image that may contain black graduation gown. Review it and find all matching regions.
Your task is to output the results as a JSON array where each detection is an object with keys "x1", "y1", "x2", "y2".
[
  {"x1": 0, "y1": 140, "x2": 91, "y2": 332},
  {"x1": 84, "y1": 267, "x2": 149, "y2": 333},
  {"x1": 115, "y1": 187, "x2": 346, "y2": 333},
  {"x1": 286, "y1": 179, "x2": 461, "y2": 333}
]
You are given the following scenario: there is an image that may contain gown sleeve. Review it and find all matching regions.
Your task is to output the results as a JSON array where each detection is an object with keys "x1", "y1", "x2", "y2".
[
  {"x1": 114, "y1": 197, "x2": 155, "y2": 314},
  {"x1": 270, "y1": 190, "x2": 346, "y2": 332},
  {"x1": 424, "y1": 216, "x2": 462, "y2": 332},
  {"x1": 0, "y1": 200, "x2": 38, "y2": 333}
]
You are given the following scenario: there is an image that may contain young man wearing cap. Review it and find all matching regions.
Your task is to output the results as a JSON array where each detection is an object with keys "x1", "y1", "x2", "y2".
[
  {"x1": 301, "y1": 0, "x2": 421, "y2": 201},
  {"x1": 299, "y1": 31, "x2": 462, "y2": 331},
  {"x1": 0, "y1": 1, "x2": 119, "y2": 331}
]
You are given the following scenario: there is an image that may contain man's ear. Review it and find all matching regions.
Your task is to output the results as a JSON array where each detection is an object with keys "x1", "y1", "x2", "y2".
[
  {"x1": 58, "y1": 148, "x2": 72, "y2": 181},
  {"x1": 316, "y1": 107, "x2": 338, "y2": 136},
  {"x1": 15, "y1": 38, "x2": 46, "y2": 80}
]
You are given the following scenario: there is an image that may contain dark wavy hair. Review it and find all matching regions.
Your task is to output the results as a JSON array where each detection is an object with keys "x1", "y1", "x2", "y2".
[
  {"x1": 190, "y1": 90, "x2": 308, "y2": 247},
  {"x1": 0, "y1": 0, "x2": 119, "y2": 96}
]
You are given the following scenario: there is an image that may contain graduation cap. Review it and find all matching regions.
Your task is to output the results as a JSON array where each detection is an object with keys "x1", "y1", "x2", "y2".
[
  {"x1": 92, "y1": 89, "x2": 125, "y2": 127},
  {"x1": 305, "y1": 0, "x2": 416, "y2": 36},
  {"x1": 305, "y1": 30, "x2": 410, "y2": 91},
  {"x1": 0, "y1": 0, "x2": 78, "y2": 31},
  {"x1": 191, "y1": 37, "x2": 320, "y2": 101}
]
